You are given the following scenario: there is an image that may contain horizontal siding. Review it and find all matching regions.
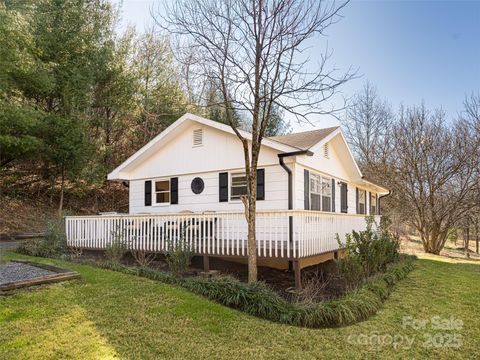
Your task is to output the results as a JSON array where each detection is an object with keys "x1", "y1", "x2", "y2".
[
  {"x1": 294, "y1": 164, "x2": 375, "y2": 215},
  {"x1": 129, "y1": 165, "x2": 288, "y2": 214}
]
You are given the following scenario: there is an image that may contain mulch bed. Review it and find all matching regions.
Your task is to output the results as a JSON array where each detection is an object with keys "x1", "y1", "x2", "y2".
[
  {"x1": 0, "y1": 260, "x2": 80, "y2": 293},
  {"x1": 77, "y1": 250, "x2": 347, "y2": 302}
]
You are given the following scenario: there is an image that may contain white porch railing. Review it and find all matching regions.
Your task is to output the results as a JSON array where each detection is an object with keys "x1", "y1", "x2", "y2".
[{"x1": 65, "y1": 211, "x2": 380, "y2": 259}]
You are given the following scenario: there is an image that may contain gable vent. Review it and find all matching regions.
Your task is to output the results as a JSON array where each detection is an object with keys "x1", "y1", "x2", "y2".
[
  {"x1": 193, "y1": 129, "x2": 203, "y2": 146},
  {"x1": 324, "y1": 143, "x2": 329, "y2": 159}
]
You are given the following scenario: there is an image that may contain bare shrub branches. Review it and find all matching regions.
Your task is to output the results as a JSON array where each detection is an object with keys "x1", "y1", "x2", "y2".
[{"x1": 131, "y1": 249, "x2": 156, "y2": 267}]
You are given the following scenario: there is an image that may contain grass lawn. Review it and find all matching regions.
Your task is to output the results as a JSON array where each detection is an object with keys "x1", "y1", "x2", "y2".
[{"x1": 1, "y1": 253, "x2": 479, "y2": 359}]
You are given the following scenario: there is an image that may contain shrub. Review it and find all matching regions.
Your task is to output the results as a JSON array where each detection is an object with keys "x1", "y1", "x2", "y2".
[
  {"x1": 43, "y1": 218, "x2": 67, "y2": 255},
  {"x1": 164, "y1": 233, "x2": 193, "y2": 275},
  {"x1": 87, "y1": 256, "x2": 415, "y2": 328},
  {"x1": 105, "y1": 229, "x2": 128, "y2": 263},
  {"x1": 131, "y1": 249, "x2": 156, "y2": 267},
  {"x1": 293, "y1": 270, "x2": 331, "y2": 304},
  {"x1": 336, "y1": 216, "x2": 400, "y2": 288},
  {"x1": 16, "y1": 218, "x2": 67, "y2": 258}
]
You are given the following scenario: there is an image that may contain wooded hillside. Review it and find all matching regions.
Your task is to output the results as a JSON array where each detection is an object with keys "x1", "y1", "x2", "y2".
[{"x1": 0, "y1": 0, "x2": 291, "y2": 233}]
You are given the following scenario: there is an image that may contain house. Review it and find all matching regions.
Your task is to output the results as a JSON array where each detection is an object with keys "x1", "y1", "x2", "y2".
[{"x1": 65, "y1": 113, "x2": 389, "y2": 288}]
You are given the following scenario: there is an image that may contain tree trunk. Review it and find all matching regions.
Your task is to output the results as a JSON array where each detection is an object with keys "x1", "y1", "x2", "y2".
[
  {"x1": 241, "y1": 147, "x2": 260, "y2": 283},
  {"x1": 476, "y1": 233, "x2": 479, "y2": 254},
  {"x1": 247, "y1": 201, "x2": 258, "y2": 282},
  {"x1": 465, "y1": 225, "x2": 470, "y2": 255},
  {"x1": 421, "y1": 227, "x2": 446, "y2": 255},
  {"x1": 58, "y1": 165, "x2": 65, "y2": 217}
]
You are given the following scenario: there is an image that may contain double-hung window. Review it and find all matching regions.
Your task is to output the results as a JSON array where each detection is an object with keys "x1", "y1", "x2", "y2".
[
  {"x1": 321, "y1": 176, "x2": 332, "y2": 212},
  {"x1": 230, "y1": 173, "x2": 248, "y2": 200},
  {"x1": 310, "y1": 173, "x2": 322, "y2": 210},
  {"x1": 310, "y1": 173, "x2": 332, "y2": 212},
  {"x1": 358, "y1": 189, "x2": 366, "y2": 214},
  {"x1": 154, "y1": 180, "x2": 170, "y2": 204}
]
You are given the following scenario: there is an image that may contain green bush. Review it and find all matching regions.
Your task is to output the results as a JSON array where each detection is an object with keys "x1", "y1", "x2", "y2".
[
  {"x1": 105, "y1": 229, "x2": 128, "y2": 263},
  {"x1": 336, "y1": 216, "x2": 400, "y2": 288},
  {"x1": 86, "y1": 256, "x2": 415, "y2": 328},
  {"x1": 16, "y1": 218, "x2": 66, "y2": 257},
  {"x1": 165, "y1": 234, "x2": 193, "y2": 275}
]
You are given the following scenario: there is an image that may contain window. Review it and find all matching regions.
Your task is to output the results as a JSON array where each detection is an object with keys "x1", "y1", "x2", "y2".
[
  {"x1": 324, "y1": 143, "x2": 329, "y2": 158},
  {"x1": 155, "y1": 180, "x2": 170, "y2": 204},
  {"x1": 193, "y1": 129, "x2": 203, "y2": 146},
  {"x1": 358, "y1": 189, "x2": 366, "y2": 214},
  {"x1": 370, "y1": 192, "x2": 377, "y2": 215},
  {"x1": 230, "y1": 173, "x2": 247, "y2": 200},
  {"x1": 321, "y1": 176, "x2": 332, "y2": 211},
  {"x1": 309, "y1": 173, "x2": 332, "y2": 211},
  {"x1": 310, "y1": 173, "x2": 322, "y2": 210}
]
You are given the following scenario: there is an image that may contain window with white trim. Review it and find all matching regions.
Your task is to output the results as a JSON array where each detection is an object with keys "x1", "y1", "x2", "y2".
[
  {"x1": 154, "y1": 180, "x2": 170, "y2": 204},
  {"x1": 321, "y1": 176, "x2": 332, "y2": 211},
  {"x1": 230, "y1": 172, "x2": 247, "y2": 200},
  {"x1": 309, "y1": 173, "x2": 332, "y2": 211},
  {"x1": 310, "y1": 173, "x2": 322, "y2": 210},
  {"x1": 358, "y1": 189, "x2": 366, "y2": 214}
]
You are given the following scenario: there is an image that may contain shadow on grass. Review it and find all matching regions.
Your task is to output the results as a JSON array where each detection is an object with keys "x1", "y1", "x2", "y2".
[{"x1": 2, "y1": 252, "x2": 480, "y2": 359}]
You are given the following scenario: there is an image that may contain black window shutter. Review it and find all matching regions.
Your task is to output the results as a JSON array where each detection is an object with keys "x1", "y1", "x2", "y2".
[
  {"x1": 256, "y1": 168, "x2": 265, "y2": 200},
  {"x1": 331, "y1": 179, "x2": 336, "y2": 212},
  {"x1": 144, "y1": 180, "x2": 152, "y2": 206},
  {"x1": 170, "y1": 177, "x2": 178, "y2": 204},
  {"x1": 340, "y1": 182, "x2": 348, "y2": 213},
  {"x1": 377, "y1": 194, "x2": 380, "y2": 215},
  {"x1": 219, "y1": 172, "x2": 228, "y2": 202},
  {"x1": 365, "y1": 191, "x2": 375, "y2": 215},
  {"x1": 304, "y1": 169, "x2": 310, "y2": 210},
  {"x1": 356, "y1": 187, "x2": 359, "y2": 214}
]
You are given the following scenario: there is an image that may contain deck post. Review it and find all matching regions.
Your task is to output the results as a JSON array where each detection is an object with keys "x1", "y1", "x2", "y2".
[
  {"x1": 294, "y1": 260, "x2": 301, "y2": 290},
  {"x1": 203, "y1": 255, "x2": 210, "y2": 272}
]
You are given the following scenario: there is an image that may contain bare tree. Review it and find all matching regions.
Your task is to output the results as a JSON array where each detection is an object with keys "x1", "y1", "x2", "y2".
[
  {"x1": 459, "y1": 93, "x2": 480, "y2": 255},
  {"x1": 341, "y1": 81, "x2": 394, "y2": 168},
  {"x1": 157, "y1": 0, "x2": 353, "y2": 282},
  {"x1": 390, "y1": 105, "x2": 479, "y2": 254}
]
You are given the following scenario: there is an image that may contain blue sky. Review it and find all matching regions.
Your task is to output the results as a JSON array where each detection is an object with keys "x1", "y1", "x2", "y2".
[{"x1": 115, "y1": 0, "x2": 480, "y2": 130}]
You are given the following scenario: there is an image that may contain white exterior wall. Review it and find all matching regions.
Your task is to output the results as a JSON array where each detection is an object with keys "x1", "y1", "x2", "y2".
[
  {"x1": 120, "y1": 122, "x2": 281, "y2": 179},
  {"x1": 293, "y1": 137, "x2": 379, "y2": 214},
  {"x1": 294, "y1": 163, "x2": 376, "y2": 214},
  {"x1": 125, "y1": 123, "x2": 289, "y2": 214},
  {"x1": 117, "y1": 119, "x2": 383, "y2": 215},
  {"x1": 129, "y1": 165, "x2": 288, "y2": 214}
]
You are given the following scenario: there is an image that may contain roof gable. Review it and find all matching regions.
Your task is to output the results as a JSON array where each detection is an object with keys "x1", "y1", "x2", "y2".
[{"x1": 108, "y1": 113, "x2": 298, "y2": 180}]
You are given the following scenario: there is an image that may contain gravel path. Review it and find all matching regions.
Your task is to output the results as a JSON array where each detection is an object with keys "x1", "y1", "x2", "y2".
[{"x1": 0, "y1": 262, "x2": 56, "y2": 285}]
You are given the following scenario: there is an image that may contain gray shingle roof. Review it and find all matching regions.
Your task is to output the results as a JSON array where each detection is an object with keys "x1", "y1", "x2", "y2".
[{"x1": 269, "y1": 127, "x2": 339, "y2": 150}]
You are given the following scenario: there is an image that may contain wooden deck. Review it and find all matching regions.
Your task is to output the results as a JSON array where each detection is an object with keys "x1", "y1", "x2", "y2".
[{"x1": 65, "y1": 211, "x2": 379, "y2": 260}]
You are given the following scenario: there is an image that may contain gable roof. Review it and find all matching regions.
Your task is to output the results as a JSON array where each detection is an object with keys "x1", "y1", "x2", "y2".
[
  {"x1": 108, "y1": 113, "x2": 299, "y2": 180},
  {"x1": 107, "y1": 113, "x2": 388, "y2": 193},
  {"x1": 269, "y1": 127, "x2": 339, "y2": 150}
]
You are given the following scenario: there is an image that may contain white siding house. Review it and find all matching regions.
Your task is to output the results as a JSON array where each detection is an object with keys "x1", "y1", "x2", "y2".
[{"x1": 65, "y1": 113, "x2": 388, "y2": 287}]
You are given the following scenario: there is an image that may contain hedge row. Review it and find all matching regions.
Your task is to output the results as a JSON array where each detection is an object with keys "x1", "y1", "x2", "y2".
[{"x1": 85, "y1": 258, "x2": 415, "y2": 328}]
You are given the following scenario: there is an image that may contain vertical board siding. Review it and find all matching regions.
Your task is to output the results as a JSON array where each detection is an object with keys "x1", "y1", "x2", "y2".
[
  {"x1": 66, "y1": 212, "x2": 380, "y2": 259},
  {"x1": 129, "y1": 165, "x2": 288, "y2": 214}
]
